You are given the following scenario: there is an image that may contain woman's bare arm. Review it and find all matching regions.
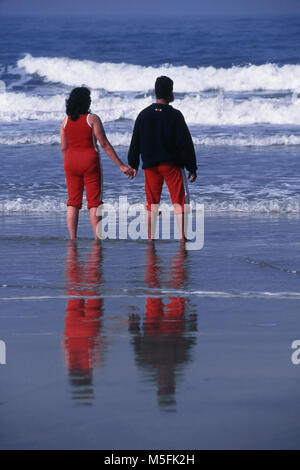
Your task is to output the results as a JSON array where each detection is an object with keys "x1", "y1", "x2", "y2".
[
  {"x1": 60, "y1": 117, "x2": 68, "y2": 162},
  {"x1": 89, "y1": 114, "x2": 136, "y2": 177}
]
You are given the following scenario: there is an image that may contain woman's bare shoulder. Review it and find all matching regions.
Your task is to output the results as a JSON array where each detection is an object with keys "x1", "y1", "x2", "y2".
[
  {"x1": 88, "y1": 113, "x2": 101, "y2": 124},
  {"x1": 61, "y1": 116, "x2": 68, "y2": 130}
]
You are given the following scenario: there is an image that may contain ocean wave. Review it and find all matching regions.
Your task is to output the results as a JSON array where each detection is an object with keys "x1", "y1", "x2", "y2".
[
  {"x1": 203, "y1": 199, "x2": 300, "y2": 214},
  {"x1": 2, "y1": 196, "x2": 300, "y2": 214},
  {"x1": 1, "y1": 132, "x2": 300, "y2": 147},
  {"x1": 178, "y1": 94, "x2": 300, "y2": 126},
  {"x1": 2, "y1": 90, "x2": 300, "y2": 126},
  {"x1": 0, "y1": 197, "x2": 67, "y2": 212},
  {"x1": 18, "y1": 54, "x2": 300, "y2": 92},
  {"x1": 0, "y1": 91, "x2": 151, "y2": 122},
  {"x1": 194, "y1": 134, "x2": 300, "y2": 146},
  {"x1": 0, "y1": 132, "x2": 132, "y2": 146}
]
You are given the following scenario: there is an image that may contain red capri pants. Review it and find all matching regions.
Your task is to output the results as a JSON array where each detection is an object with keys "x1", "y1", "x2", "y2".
[
  {"x1": 64, "y1": 149, "x2": 103, "y2": 210},
  {"x1": 144, "y1": 163, "x2": 188, "y2": 213}
]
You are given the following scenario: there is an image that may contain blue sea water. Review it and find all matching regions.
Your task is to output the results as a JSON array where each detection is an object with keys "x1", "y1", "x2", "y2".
[{"x1": 1, "y1": 15, "x2": 300, "y2": 213}]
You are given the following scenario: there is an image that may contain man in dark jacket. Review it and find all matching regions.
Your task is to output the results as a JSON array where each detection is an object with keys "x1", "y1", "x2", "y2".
[{"x1": 128, "y1": 76, "x2": 197, "y2": 239}]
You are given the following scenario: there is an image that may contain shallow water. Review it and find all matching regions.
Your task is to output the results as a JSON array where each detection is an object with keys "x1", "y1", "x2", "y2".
[{"x1": 1, "y1": 214, "x2": 300, "y2": 449}]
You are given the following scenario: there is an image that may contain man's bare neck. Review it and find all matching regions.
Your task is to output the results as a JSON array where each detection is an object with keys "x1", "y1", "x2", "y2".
[{"x1": 156, "y1": 98, "x2": 169, "y2": 105}]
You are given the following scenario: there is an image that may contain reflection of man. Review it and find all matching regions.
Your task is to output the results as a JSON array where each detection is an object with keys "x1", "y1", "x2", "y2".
[
  {"x1": 129, "y1": 244, "x2": 197, "y2": 410},
  {"x1": 62, "y1": 241, "x2": 104, "y2": 403},
  {"x1": 128, "y1": 76, "x2": 197, "y2": 239}
]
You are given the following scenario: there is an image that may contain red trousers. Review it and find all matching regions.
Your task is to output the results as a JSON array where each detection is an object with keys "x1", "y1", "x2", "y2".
[
  {"x1": 144, "y1": 163, "x2": 188, "y2": 213},
  {"x1": 64, "y1": 149, "x2": 102, "y2": 210}
]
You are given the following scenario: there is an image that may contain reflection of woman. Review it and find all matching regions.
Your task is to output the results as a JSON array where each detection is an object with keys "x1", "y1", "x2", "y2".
[
  {"x1": 60, "y1": 87, "x2": 135, "y2": 240},
  {"x1": 62, "y1": 241, "x2": 105, "y2": 402}
]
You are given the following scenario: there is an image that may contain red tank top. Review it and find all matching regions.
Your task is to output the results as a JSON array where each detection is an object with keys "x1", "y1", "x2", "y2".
[{"x1": 64, "y1": 114, "x2": 97, "y2": 151}]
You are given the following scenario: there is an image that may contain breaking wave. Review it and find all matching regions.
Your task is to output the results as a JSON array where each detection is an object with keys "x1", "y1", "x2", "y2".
[
  {"x1": 1, "y1": 132, "x2": 300, "y2": 147},
  {"x1": 17, "y1": 54, "x2": 300, "y2": 93},
  {"x1": 2, "y1": 90, "x2": 300, "y2": 125}
]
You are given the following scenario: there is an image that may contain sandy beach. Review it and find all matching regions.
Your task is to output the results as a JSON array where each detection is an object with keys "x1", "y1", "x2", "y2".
[{"x1": 1, "y1": 212, "x2": 300, "y2": 449}]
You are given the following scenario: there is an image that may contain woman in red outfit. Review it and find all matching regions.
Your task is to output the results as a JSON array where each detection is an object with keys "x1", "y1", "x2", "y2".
[{"x1": 60, "y1": 87, "x2": 135, "y2": 240}]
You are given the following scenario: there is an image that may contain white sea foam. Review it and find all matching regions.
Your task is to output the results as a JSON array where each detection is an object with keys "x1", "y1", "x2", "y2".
[
  {"x1": 1, "y1": 132, "x2": 300, "y2": 147},
  {"x1": 2, "y1": 90, "x2": 300, "y2": 126},
  {"x1": 0, "y1": 91, "x2": 151, "y2": 122},
  {"x1": 2, "y1": 196, "x2": 300, "y2": 214},
  {"x1": 17, "y1": 54, "x2": 300, "y2": 92},
  {"x1": 203, "y1": 199, "x2": 300, "y2": 214},
  {"x1": 193, "y1": 134, "x2": 300, "y2": 146},
  {"x1": 0, "y1": 197, "x2": 67, "y2": 212},
  {"x1": 1, "y1": 290, "x2": 300, "y2": 300},
  {"x1": 0, "y1": 134, "x2": 61, "y2": 145},
  {"x1": 0, "y1": 132, "x2": 132, "y2": 146},
  {"x1": 177, "y1": 94, "x2": 300, "y2": 126},
  {"x1": 0, "y1": 91, "x2": 66, "y2": 121}
]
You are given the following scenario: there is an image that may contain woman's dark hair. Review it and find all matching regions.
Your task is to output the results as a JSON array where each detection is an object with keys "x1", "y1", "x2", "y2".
[{"x1": 66, "y1": 87, "x2": 91, "y2": 121}]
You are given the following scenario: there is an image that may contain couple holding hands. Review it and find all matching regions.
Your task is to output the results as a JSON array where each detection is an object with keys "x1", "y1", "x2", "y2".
[{"x1": 60, "y1": 76, "x2": 198, "y2": 240}]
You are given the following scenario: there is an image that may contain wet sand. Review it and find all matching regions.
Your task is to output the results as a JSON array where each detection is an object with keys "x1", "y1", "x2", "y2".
[{"x1": 1, "y1": 212, "x2": 300, "y2": 449}]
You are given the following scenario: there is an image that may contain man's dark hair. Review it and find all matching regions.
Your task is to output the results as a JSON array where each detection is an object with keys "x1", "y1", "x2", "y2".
[
  {"x1": 66, "y1": 87, "x2": 91, "y2": 121},
  {"x1": 155, "y1": 76, "x2": 174, "y2": 101}
]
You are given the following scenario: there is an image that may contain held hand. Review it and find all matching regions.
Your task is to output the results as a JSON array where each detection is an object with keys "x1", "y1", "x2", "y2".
[
  {"x1": 188, "y1": 172, "x2": 197, "y2": 183},
  {"x1": 130, "y1": 168, "x2": 137, "y2": 178},
  {"x1": 120, "y1": 165, "x2": 137, "y2": 178}
]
